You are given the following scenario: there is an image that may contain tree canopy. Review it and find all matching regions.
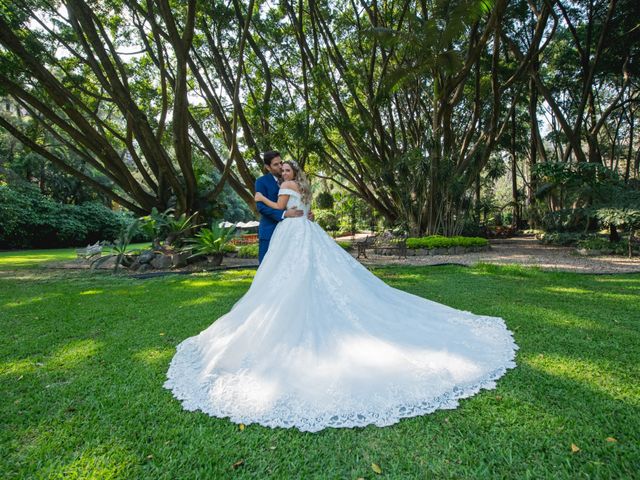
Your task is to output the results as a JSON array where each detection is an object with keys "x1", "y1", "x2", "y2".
[{"x1": 0, "y1": 0, "x2": 638, "y2": 234}]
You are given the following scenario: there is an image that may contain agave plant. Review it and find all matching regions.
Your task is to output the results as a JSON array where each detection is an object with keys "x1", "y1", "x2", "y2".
[
  {"x1": 91, "y1": 219, "x2": 141, "y2": 272},
  {"x1": 185, "y1": 221, "x2": 237, "y2": 265},
  {"x1": 139, "y1": 207, "x2": 171, "y2": 249},
  {"x1": 165, "y1": 211, "x2": 202, "y2": 247}
]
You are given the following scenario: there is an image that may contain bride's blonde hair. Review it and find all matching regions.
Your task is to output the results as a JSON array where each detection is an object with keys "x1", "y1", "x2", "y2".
[{"x1": 284, "y1": 160, "x2": 312, "y2": 205}]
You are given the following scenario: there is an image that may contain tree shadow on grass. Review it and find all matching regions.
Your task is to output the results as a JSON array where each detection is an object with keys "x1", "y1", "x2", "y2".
[
  {"x1": 5, "y1": 344, "x2": 638, "y2": 478},
  {"x1": 2, "y1": 266, "x2": 639, "y2": 478},
  {"x1": 1, "y1": 272, "x2": 256, "y2": 477},
  {"x1": 384, "y1": 265, "x2": 639, "y2": 365}
]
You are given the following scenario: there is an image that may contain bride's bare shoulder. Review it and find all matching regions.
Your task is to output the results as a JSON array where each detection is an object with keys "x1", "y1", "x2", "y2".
[{"x1": 280, "y1": 181, "x2": 300, "y2": 191}]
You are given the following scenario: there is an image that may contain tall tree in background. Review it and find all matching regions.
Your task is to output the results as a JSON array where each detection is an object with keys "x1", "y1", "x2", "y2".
[
  {"x1": 283, "y1": 0, "x2": 553, "y2": 234},
  {"x1": 0, "y1": 0, "x2": 637, "y2": 232},
  {"x1": 0, "y1": 0, "x2": 265, "y2": 215}
]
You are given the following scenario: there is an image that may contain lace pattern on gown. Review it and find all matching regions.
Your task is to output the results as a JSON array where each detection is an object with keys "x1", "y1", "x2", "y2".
[{"x1": 164, "y1": 204, "x2": 518, "y2": 432}]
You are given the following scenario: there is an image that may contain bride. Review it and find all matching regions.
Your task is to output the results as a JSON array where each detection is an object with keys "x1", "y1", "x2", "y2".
[{"x1": 164, "y1": 159, "x2": 518, "y2": 432}]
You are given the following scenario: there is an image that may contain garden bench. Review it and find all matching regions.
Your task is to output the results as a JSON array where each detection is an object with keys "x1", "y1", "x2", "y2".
[
  {"x1": 373, "y1": 235, "x2": 408, "y2": 259},
  {"x1": 356, "y1": 235, "x2": 376, "y2": 259},
  {"x1": 76, "y1": 241, "x2": 103, "y2": 259},
  {"x1": 356, "y1": 234, "x2": 407, "y2": 259}
]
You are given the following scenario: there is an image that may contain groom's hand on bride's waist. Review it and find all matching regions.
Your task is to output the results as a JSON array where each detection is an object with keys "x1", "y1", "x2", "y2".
[
  {"x1": 284, "y1": 208, "x2": 304, "y2": 218},
  {"x1": 307, "y1": 210, "x2": 314, "y2": 221}
]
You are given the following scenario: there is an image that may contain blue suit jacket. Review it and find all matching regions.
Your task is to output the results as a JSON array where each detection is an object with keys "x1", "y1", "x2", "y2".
[{"x1": 255, "y1": 174, "x2": 285, "y2": 241}]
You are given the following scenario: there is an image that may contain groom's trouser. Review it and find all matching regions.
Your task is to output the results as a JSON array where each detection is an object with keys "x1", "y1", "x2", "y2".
[{"x1": 258, "y1": 239, "x2": 270, "y2": 264}]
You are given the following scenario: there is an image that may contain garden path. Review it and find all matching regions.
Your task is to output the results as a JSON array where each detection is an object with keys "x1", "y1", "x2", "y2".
[{"x1": 355, "y1": 236, "x2": 640, "y2": 274}]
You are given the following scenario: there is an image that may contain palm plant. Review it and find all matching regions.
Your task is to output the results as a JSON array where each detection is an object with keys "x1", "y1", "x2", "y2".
[
  {"x1": 139, "y1": 207, "x2": 171, "y2": 249},
  {"x1": 165, "y1": 212, "x2": 202, "y2": 248},
  {"x1": 185, "y1": 221, "x2": 237, "y2": 265}
]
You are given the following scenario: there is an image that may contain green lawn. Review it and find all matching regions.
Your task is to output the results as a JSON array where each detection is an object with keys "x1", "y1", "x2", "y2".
[
  {"x1": 1, "y1": 260, "x2": 638, "y2": 479},
  {"x1": 0, "y1": 243, "x2": 151, "y2": 269},
  {"x1": 0, "y1": 247, "x2": 78, "y2": 269}
]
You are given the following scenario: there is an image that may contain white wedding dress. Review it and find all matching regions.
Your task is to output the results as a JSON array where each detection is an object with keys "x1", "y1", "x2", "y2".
[{"x1": 164, "y1": 189, "x2": 518, "y2": 432}]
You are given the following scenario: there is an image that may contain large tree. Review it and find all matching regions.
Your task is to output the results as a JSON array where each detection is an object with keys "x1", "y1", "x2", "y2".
[
  {"x1": 1, "y1": 0, "x2": 637, "y2": 233},
  {"x1": 0, "y1": 0, "x2": 268, "y2": 215}
]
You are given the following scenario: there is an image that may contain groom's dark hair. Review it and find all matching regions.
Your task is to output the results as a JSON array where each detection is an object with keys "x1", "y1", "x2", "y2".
[{"x1": 263, "y1": 150, "x2": 281, "y2": 166}]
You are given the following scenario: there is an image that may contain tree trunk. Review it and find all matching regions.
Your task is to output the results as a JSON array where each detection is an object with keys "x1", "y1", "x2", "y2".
[
  {"x1": 511, "y1": 104, "x2": 519, "y2": 227},
  {"x1": 609, "y1": 224, "x2": 620, "y2": 243}
]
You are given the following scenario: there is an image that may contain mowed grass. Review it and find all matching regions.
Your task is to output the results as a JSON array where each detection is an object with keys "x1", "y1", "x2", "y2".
[
  {"x1": 0, "y1": 248, "x2": 78, "y2": 268},
  {"x1": 0, "y1": 261, "x2": 639, "y2": 479},
  {"x1": 0, "y1": 243, "x2": 151, "y2": 269}
]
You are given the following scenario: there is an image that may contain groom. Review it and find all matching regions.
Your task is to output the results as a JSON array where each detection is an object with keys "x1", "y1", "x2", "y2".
[{"x1": 255, "y1": 150, "x2": 304, "y2": 264}]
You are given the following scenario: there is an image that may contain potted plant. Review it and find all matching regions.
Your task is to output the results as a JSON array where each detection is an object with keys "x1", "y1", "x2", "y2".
[{"x1": 185, "y1": 221, "x2": 237, "y2": 266}]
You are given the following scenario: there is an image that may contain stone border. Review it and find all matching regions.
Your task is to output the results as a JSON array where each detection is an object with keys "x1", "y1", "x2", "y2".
[
  {"x1": 405, "y1": 245, "x2": 491, "y2": 256},
  {"x1": 354, "y1": 236, "x2": 640, "y2": 274}
]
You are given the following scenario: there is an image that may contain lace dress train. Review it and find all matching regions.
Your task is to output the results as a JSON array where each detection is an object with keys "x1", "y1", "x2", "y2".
[{"x1": 164, "y1": 190, "x2": 518, "y2": 432}]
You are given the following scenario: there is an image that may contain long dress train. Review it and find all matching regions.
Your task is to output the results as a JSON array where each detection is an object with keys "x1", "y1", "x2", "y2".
[{"x1": 164, "y1": 189, "x2": 517, "y2": 432}]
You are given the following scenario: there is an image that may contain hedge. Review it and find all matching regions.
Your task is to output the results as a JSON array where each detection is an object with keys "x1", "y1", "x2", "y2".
[
  {"x1": 406, "y1": 235, "x2": 488, "y2": 250},
  {"x1": 0, "y1": 184, "x2": 130, "y2": 249},
  {"x1": 237, "y1": 244, "x2": 259, "y2": 258}
]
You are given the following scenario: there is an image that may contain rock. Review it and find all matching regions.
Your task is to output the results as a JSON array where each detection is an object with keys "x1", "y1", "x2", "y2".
[
  {"x1": 138, "y1": 251, "x2": 155, "y2": 264},
  {"x1": 129, "y1": 259, "x2": 142, "y2": 271},
  {"x1": 189, "y1": 255, "x2": 206, "y2": 265},
  {"x1": 137, "y1": 263, "x2": 153, "y2": 273},
  {"x1": 206, "y1": 254, "x2": 224, "y2": 266},
  {"x1": 452, "y1": 247, "x2": 464, "y2": 254},
  {"x1": 96, "y1": 257, "x2": 117, "y2": 269},
  {"x1": 121, "y1": 254, "x2": 136, "y2": 268},
  {"x1": 171, "y1": 252, "x2": 189, "y2": 268},
  {"x1": 151, "y1": 254, "x2": 173, "y2": 270}
]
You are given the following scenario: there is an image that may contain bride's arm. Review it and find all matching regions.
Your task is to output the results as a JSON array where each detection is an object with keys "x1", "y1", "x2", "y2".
[
  {"x1": 254, "y1": 181, "x2": 299, "y2": 210},
  {"x1": 255, "y1": 192, "x2": 289, "y2": 210}
]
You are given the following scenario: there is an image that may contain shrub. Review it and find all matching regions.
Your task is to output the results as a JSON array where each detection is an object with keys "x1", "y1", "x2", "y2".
[
  {"x1": 0, "y1": 184, "x2": 128, "y2": 249},
  {"x1": 185, "y1": 221, "x2": 237, "y2": 258},
  {"x1": 337, "y1": 241, "x2": 352, "y2": 250},
  {"x1": 576, "y1": 237, "x2": 612, "y2": 251},
  {"x1": 577, "y1": 237, "x2": 639, "y2": 255},
  {"x1": 237, "y1": 244, "x2": 259, "y2": 258},
  {"x1": 460, "y1": 220, "x2": 487, "y2": 238},
  {"x1": 222, "y1": 243, "x2": 237, "y2": 254},
  {"x1": 314, "y1": 210, "x2": 339, "y2": 231},
  {"x1": 73, "y1": 202, "x2": 129, "y2": 243},
  {"x1": 537, "y1": 232, "x2": 588, "y2": 246},
  {"x1": 315, "y1": 191, "x2": 334, "y2": 209},
  {"x1": 541, "y1": 208, "x2": 588, "y2": 232},
  {"x1": 405, "y1": 235, "x2": 488, "y2": 250}
]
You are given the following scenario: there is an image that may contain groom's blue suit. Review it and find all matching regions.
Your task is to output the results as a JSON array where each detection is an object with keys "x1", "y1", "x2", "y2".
[{"x1": 255, "y1": 174, "x2": 285, "y2": 264}]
